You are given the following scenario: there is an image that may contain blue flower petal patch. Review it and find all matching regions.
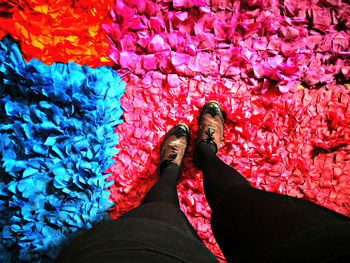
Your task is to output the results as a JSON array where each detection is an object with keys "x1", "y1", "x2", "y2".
[{"x1": 0, "y1": 35, "x2": 125, "y2": 262}]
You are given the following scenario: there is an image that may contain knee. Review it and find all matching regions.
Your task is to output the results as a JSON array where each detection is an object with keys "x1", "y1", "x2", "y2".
[{"x1": 211, "y1": 184, "x2": 255, "y2": 211}]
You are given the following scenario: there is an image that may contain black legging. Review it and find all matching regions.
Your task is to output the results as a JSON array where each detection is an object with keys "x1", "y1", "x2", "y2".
[
  {"x1": 121, "y1": 160, "x2": 201, "y2": 240},
  {"x1": 121, "y1": 142, "x2": 350, "y2": 262}
]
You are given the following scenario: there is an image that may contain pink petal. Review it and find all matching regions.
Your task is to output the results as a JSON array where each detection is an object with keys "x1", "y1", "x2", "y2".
[
  {"x1": 197, "y1": 32, "x2": 217, "y2": 50},
  {"x1": 128, "y1": 16, "x2": 147, "y2": 30},
  {"x1": 267, "y1": 38, "x2": 282, "y2": 54},
  {"x1": 312, "y1": 7, "x2": 332, "y2": 31},
  {"x1": 281, "y1": 26, "x2": 299, "y2": 39},
  {"x1": 225, "y1": 66, "x2": 241, "y2": 76},
  {"x1": 144, "y1": 1, "x2": 158, "y2": 17},
  {"x1": 305, "y1": 34, "x2": 323, "y2": 50},
  {"x1": 199, "y1": 6, "x2": 211, "y2": 13},
  {"x1": 142, "y1": 54, "x2": 157, "y2": 70},
  {"x1": 103, "y1": 23, "x2": 122, "y2": 42},
  {"x1": 213, "y1": 20, "x2": 227, "y2": 40},
  {"x1": 167, "y1": 74, "x2": 180, "y2": 88},
  {"x1": 168, "y1": 32, "x2": 185, "y2": 49},
  {"x1": 175, "y1": 11, "x2": 188, "y2": 21},
  {"x1": 277, "y1": 80, "x2": 294, "y2": 94},
  {"x1": 138, "y1": 36, "x2": 151, "y2": 49},
  {"x1": 149, "y1": 35, "x2": 166, "y2": 52},
  {"x1": 253, "y1": 63, "x2": 266, "y2": 78},
  {"x1": 149, "y1": 17, "x2": 165, "y2": 32},
  {"x1": 120, "y1": 34, "x2": 137, "y2": 51},
  {"x1": 173, "y1": 0, "x2": 185, "y2": 8},
  {"x1": 281, "y1": 41, "x2": 297, "y2": 56},
  {"x1": 332, "y1": 33, "x2": 349, "y2": 52},
  {"x1": 267, "y1": 55, "x2": 283, "y2": 68},
  {"x1": 241, "y1": 47, "x2": 252, "y2": 60},
  {"x1": 119, "y1": 51, "x2": 133, "y2": 68},
  {"x1": 186, "y1": 44, "x2": 197, "y2": 55},
  {"x1": 253, "y1": 38, "x2": 267, "y2": 51},
  {"x1": 171, "y1": 52, "x2": 190, "y2": 66}
]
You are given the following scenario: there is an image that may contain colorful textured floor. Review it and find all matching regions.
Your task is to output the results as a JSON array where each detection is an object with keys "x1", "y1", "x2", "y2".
[{"x1": 1, "y1": 0, "x2": 350, "y2": 262}]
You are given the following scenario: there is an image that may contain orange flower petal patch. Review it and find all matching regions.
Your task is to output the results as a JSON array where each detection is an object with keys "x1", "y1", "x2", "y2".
[{"x1": 0, "y1": 0, "x2": 114, "y2": 67}]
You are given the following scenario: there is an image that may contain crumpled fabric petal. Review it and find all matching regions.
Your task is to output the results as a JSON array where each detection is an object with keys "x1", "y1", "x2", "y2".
[
  {"x1": 105, "y1": 0, "x2": 349, "y2": 93},
  {"x1": 0, "y1": 0, "x2": 114, "y2": 67},
  {"x1": 0, "y1": 35, "x2": 125, "y2": 262}
]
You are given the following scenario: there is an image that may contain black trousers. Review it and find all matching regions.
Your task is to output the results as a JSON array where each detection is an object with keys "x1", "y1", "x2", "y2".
[{"x1": 121, "y1": 142, "x2": 350, "y2": 262}]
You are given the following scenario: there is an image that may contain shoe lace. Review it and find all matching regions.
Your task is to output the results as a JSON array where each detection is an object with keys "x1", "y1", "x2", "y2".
[
  {"x1": 168, "y1": 145, "x2": 179, "y2": 161},
  {"x1": 204, "y1": 128, "x2": 215, "y2": 143}
]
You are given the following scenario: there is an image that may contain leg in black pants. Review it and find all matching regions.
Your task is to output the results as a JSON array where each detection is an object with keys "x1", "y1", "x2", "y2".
[
  {"x1": 196, "y1": 141, "x2": 350, "y2": 263},
  {"x1": 121, "y1": 160, "x2": 201, "y2": 240},
  {"x1": 121, "y1": 124, "x2": 201, "y2": 240}
]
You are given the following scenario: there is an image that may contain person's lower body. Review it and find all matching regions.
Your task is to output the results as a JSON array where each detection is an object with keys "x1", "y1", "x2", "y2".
[
  {"x1": 119, "y1": 124, "x2": 201, "y2": 240},
  {"x1": 55, "y1": 124, "x2": 214, "y2": 263},
  {"x1": 57, "y1": 100, "x2": 350, "y2": 263},
  {"x1": 117, "y1": 100, "x2": 350, "y2": 262},
  {"x1": 55, "y1": 124, "x2": 208, "y2": 263},
  {"x1": 195, "y1": 140, "x2": 350, "y2": 262},
  {"x1": 120, "y1": 160, "x2": 201, "y2": 240}
]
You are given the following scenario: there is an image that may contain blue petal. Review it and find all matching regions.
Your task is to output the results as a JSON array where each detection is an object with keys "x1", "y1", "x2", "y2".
[
  {"x1": 0, "y1": 35, "x2": 125, "y2": 262},
  {"x1": 44, "y1": 135, "x2": 58, "y2": 146},
  {"x1": 23, "y1": 168, "x2": 38, "y2": 178},
  {"x1": 53, "y1": 167, "x2": 70, "y2": 188},
  {"x1": 2, "y1": 225, "x2": 12, "y2": 239}
]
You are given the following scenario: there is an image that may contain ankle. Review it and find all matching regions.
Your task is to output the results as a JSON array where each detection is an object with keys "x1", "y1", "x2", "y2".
[
  {"x1": 159, "y1": 160, "x2": 180, "y2": 177},
  {"x1": 195, "y1": 141, "x2": 217, "y2": 169}
]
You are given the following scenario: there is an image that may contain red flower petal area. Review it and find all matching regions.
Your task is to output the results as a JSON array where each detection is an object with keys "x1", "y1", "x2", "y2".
[{"x1": 109, "y1": 73, "x2": 350, "y2": 262}]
